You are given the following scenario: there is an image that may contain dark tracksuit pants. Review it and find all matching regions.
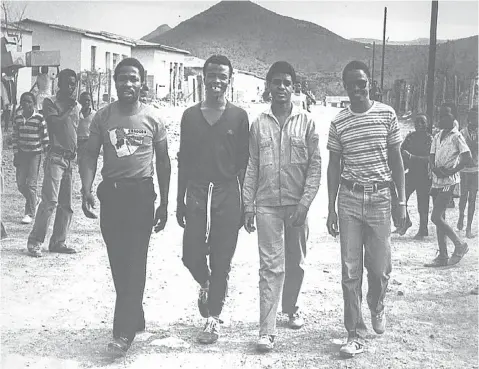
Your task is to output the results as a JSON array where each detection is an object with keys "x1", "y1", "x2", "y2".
[
  {"x1": 405, "y1": 171, "x2": 431, "y2": 230},
  {"x1": 97, "y1": 177, "x2": 156, "y2": 343},
  {"x1": 182, "y1": 179, "x2": 242, "y2": 317}
]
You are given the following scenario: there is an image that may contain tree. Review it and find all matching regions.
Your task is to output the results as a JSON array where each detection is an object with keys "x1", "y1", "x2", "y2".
[{"x1": 1, "y1": 1, "x2": 28, "y2": 46}]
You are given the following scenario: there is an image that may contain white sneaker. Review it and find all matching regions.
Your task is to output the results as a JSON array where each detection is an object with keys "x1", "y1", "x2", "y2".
[{"x1": 21, "y1": 215, "x2": 33, "y2": 224}]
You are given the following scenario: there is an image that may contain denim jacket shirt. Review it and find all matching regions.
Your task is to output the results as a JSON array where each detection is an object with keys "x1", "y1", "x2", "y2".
[{"x1": 243, "y1": 105, "x2": 321, "y2": 213}]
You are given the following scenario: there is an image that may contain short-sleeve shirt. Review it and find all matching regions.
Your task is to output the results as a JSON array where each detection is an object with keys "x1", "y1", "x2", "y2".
[
  {"x1": 77, "y1": 109, "x2": 96, "y2": 140},
  {"x1": 327, "y1": 101, "x2": 401, "y2": 184},
  {"x1": 460, "y1": 127, "x2": 478, "y2": 173},
  {"x1": 89, "y1": 102, "x2": 167, "y2": 179},
  {"x1": 430, "y1": 127, "x2": 470, "y2": 187},
  {"x1": 42, "y1": 95, "x2": 81, "y2": 153}
]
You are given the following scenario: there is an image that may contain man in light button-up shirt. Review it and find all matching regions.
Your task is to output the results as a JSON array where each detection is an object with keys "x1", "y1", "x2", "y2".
[{"x1": 243, "y1": 61, "x2": 321, "y2": 352}]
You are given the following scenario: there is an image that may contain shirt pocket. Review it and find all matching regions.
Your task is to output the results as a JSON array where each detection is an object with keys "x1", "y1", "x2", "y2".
[
  {"x1": 259, "y1": 138, "x2": 274, "y2": 166},
  {"x1": 290, "y1": 136, "x2": 308, "y2": 164}
]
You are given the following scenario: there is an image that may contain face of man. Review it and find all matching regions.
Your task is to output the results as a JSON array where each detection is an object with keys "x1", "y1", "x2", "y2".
[
  {"x1": 415, "y1": 116, "x2": 427, "y2": 132},
  {"x1": 115, "y1": 65, "x2": 142, "y2": 104},
  {"x1": 343, "y1": 69, "x2": 370, "y2": 105},
  {"x1": 268, "y1": 73, "x2": 293, "y2": 105},
  {"x1": 294, "y1": 83, "x2": 301, "y2": 93},
  {"x1": 204, "y1": 63, "x2": 230, "y2": 98},
  {"x1": 79, "y1": 94, "x2": 91, "y2": 111},
  {"x1": 59, "y1": 76, "x2": 77, "y2": 99},
  {"x1": 439, "y1": 112, "x2": 454, "y2": 130},
  {"x1": 20, "y1": 95, "x2": 34, "y2": 115}
]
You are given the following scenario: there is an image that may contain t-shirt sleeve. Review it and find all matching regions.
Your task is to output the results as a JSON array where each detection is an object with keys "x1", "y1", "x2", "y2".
[
  {"x1": 430, "y1": 134, "x2": 437, "y2": 154},
  {"x1": 326, "y1": 121, "x2": 342, "y2": 153},
  {"x1": 42, "y1": 98, "x2": 58, "y2": 120},
  {"x1": 456, "y1": 132, "x2": 471, "y2": 154},
  {"x1": 153, "y1": 114, "x2": 167, "y2": 143},
  {"x1": 387, "y1": 111, "x2": 402, "y2": 146}
]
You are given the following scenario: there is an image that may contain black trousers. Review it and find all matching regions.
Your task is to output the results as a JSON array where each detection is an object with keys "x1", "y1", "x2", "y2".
[
  {"x1": 405, "y1": 172, "x2": 431, "y2": 229},
  {"x1": 182, "y1": 179, "x2": 241, "y2": 317},
  {"x1": 97, "y1": 177, "x2": 156, "y2": 343}
]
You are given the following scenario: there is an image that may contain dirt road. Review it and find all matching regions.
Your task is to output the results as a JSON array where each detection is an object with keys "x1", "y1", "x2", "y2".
[{"x1": 1, "y1": 105, "x2": 477, "y2": 369}]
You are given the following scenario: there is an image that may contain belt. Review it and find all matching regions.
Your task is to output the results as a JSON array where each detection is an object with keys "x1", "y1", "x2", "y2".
[
  {"x1": 341, "y1": 179, "x2": 391, "y2": 193},
  {"x1": 103, "y1": 177, "x2": 152, "y2": 189},
  {"x1": 50, "y1": 146, "x2": 76, "y2": 160}
]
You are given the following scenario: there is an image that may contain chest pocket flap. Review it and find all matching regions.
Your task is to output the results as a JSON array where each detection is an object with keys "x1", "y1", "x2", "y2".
[{"x1": 290, "y1": 136, "x2": 308, "y2": 164}]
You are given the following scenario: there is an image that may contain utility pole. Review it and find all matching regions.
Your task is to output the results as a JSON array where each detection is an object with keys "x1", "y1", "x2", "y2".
[
  {"x1": 372, "y1": 41, "x2": 376, "y2": 85},
  {"x1": 380, "y1": 7, "x2": 387, "y2": 94},
  {"x1": 426, "y1": 1, "x2": 439, "y2": 133}
]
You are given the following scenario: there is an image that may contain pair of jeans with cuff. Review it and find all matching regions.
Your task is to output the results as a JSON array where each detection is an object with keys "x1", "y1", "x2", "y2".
[
  {"x1": 27, "y1": 152, "x2": 73, "y2": 250},
  {"x1": 15, "y1": 151, "x2": 41, "y2": 217},
  {"x1": 338, "y1": 184, "x2": 392, "y2": 343},
  {"x1": 98, "y1": 177, "x2": 156, "y2": 343},
  {"x1": 256, "y1": 205, "x2": 308, "y2": 337}
]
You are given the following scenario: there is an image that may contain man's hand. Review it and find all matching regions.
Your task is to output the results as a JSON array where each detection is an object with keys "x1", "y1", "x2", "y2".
[
  {"x1": 13, "y1": 153, "x2": 19, "y2": 167},
  {"x1": 290, "y1": 203, "x2": 308, "y2": 227},
  {"x1": 326, "y1": 210, "x2": 339, "y2": 237},
  {"x1": 391, "y1": 201, "x2": 406, "y2": 229},
  {"x1": 244, "y1": 212, "x2": 256, "y2": 233},
  {"x1": 176, "y1": 202, "x2": 186, "y2": 228},
  {"x1": 432, "y1": 166, "x2": 450, "y2": 178},
  {"x1": 81, "y1": 189, "x2": 97, "y2": 219},
  {"x1": 154, "y1": 203, "x2": 168, "y2": 232}
]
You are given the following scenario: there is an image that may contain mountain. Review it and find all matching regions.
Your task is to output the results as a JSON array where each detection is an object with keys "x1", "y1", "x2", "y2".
[
  {"x1": 142, "y1": 24, "x2": 171, "y2": 42},
  {"x1": 351, "y1": 38, "x2": 448, "y2": 45},
  {"x1": 146, "y1": 1, "x2": 478, "y2": 96}
]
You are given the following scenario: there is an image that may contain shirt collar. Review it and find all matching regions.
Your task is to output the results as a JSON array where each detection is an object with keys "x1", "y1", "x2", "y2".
[{"x1": 264, "y1": 103, "x2": 303, "y2": 120}]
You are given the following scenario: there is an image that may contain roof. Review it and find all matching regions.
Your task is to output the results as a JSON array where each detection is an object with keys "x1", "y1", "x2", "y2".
[
  {"x1": 21, "y1": 18, "x2": 189, "y2": 54},
  {"x1": 1, "y1": 24, "x2": 33, "y2": 33}
]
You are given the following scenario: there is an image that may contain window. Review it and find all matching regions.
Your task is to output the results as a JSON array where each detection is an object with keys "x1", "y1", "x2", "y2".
[
  {"x1": 105, "y1": 51, "x2": 111, "y2": 71},
  {"x1": 112, "y1": 53, "x2": 119, "y2": 69},
  {"x1": 91, "y1": 46, "x2": 97, "y2": 70},
  {"x1": 32, "y1": 45, "x2": 40, "y2": 76}
]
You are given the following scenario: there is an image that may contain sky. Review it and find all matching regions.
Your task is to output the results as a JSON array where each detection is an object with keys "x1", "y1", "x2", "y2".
[{"x1": 4, "y1": 0, "x2": 478, "y2": 42}]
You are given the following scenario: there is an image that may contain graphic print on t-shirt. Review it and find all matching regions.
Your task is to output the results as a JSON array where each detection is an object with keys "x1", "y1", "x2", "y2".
[{"x1": 108, "y1": 127, "x2": 148, "y2": 157}]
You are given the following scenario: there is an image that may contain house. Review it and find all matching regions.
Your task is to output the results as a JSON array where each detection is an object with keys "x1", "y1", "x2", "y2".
[
  {"x1": 325, "y1": 95, "x2": 350, "y2": 108},
  {"x1": 1, "y1": 24, "x2": 33, "y2": 103},
  {"x1": 20, "y1": 19, "x2": 189, "y2": 102},
  {"x1": 232, "y1": 70, "x2": 264, "y2": 103}
]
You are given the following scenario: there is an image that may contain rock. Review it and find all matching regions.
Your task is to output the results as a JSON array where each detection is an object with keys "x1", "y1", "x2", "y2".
[
  {"x1": 150, "y1": 336, "x2": 190, "y2": 349},
  {"x1": 429, "y1": 334, "x2": 434, "y2": 339},
  {"x1": 397, "y1": 291, "x2": 404, "y2": 296},
  {"x1": 391, "y1": 279, "x2": 402, "y2": 285}
]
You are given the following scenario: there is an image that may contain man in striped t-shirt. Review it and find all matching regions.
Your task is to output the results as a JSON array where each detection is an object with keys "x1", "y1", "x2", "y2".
[
  {"x1": 326, "y1": 61, "x2": 406, "y2": 358},
  {"x1": 12, "y1": 92, "x2": 49, "y2": 224}
]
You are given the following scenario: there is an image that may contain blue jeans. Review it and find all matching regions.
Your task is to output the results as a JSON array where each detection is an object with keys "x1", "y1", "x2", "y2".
[
  {"x1": 338, "y1": 184, "x2": 392, "y2": 342},
  {"x1": 16, "y1": 151, "x2": 41, "y2": 217},
  {"x1": 256, "y1": 205, "x2": 308, "y2": 336},
  {"x1": 27, "y1": 152, "x2": 73, "y2": 250}
]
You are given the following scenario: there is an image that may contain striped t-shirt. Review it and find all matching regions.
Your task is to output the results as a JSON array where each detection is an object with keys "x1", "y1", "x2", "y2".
[
  {"x1": 327, "y1": 101, "x2": 401, "y2": 184},
  {"x1": 12, "y1": 112, "x2": 49, "y2": 154}
]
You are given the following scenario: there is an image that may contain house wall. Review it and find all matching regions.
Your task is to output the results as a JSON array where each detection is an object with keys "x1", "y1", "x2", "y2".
[
  {"x1": 232, "y1": 72, "x2": 264, "y2": 103},
  {"x1": 1, "y1": 28, "x2": 33, "y2": 101},
  {"x1": 80, "y1": 37, "x2": 131, "y2": 72}
]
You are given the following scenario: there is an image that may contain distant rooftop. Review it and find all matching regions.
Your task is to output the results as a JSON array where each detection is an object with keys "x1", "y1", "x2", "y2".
[{"x1": 21, "y1": 18, "x2": 190, "y2": 55}]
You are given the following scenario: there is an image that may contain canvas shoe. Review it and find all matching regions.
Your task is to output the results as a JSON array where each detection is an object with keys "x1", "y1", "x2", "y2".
[
  {"x1": 449, "y1": 243, "x2": 469, "y2": 266},
  {"x1": 288, "y1": 311, "x2": 304, "y2": 329},
  {"x1": 21, "y1": 215, "x2": 33, "y2": 224},
  {"x1": 339, "y1": 339, "x2": 364, "y2": 358},
  {"x1": 424, "y1": 253, "x2": 448, "y2": 267},
  {"x1": 256, "y1": 335, "x2": 275, "y2": 352},
  {"x1": 197, "y1": 316, "x2": 220, "y2": 344},
  {"x1": 107, "y1": 336, "x2": 130, "y2": 355}
]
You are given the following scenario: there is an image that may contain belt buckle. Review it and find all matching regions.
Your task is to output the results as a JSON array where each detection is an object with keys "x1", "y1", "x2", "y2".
[{"x1": 363, "y1": 184, "x2": 375, "y2": 193}]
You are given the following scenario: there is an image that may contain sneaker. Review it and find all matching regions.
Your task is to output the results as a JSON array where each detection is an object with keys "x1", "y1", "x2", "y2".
[
  {"x1": 371, "y1": 309, "x2": 386, "y2": 334},
  {"x1": 27, "y1": 247, "x2": 42, "y2": 258},
  {"x1": 198, "y1": 286, "x2": 209, "y2": 318},
  {"x1": 21, "y1": 215, "x2": 33, "y2": 224},
  {"x1": 449, "y1": 243, "x2": 469, "y2": 266},
  {"x1": 107, "y1": 337, "x2": 130, "y2": 355},
  {"x1": 288, "y1": 311, "x2": 304, "y2": 329},
  {"x1": 197, "y1": 317, "x2": 220, "y2": 344},
  {"x1": 424, "y1": 254, "x2": 448, "y2": 267},
  {"x1": 339, "y1": 339, "x2": 364, "y2": 358},
  {"x1": 256, "y1": 335, "x2": 275, "y2": 352},
  {"x1": 49, "y1": 245, "x2": 77, "y2": 254}
]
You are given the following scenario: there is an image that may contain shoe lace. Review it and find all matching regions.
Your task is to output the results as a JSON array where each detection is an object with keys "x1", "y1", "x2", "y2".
[
  {"x1": 203, "y1": 318, "x2": 218, "y2": 333},
  {"x1": 199, "y1": 288, "x2": 208, "y2": 303}
]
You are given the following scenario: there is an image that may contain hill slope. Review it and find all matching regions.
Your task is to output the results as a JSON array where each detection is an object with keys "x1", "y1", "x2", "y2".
[
  {"x1": 142, "y1": 24, "x2": 171, "y2": 42},
  {"x1": 147, "y1": 1, "x2": 478, "y2": 95}
]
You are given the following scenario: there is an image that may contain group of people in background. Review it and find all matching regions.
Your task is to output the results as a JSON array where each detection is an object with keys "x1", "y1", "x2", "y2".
[{"x1": 1, "y1": 53, "x2": 477, "y2": 360}]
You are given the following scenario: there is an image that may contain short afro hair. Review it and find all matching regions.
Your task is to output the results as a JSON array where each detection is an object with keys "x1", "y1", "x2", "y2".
[
  {"x1": 342, "y1": 60, "x2": 371, "y2": 82},
  {"x1": 58, "y1": 69, "x2": 77, "y2": 85},
  {"x1": 203, "y1": 55, "x2": 233, "y2": 78},
  {"x1": 20, "y1": 91, "x2": 36, "y2": 104},
  {"x1": 266, "y1": 61, "x2": 297, "y2": 84},
  {"x1": 114, "y1": 57, "x2": 145, "y2": 83}
]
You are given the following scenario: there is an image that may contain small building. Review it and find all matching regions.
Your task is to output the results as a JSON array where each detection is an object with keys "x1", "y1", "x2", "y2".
[
  {"x1": 232, "y1": 70, "x2": 264, "y2": 103},
  {"x1": 1, "y1": 24, "x2": 33, "y2": 102},
  {"x1": 325, "y1": 95, "x2": 350, "y2": 108}
]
